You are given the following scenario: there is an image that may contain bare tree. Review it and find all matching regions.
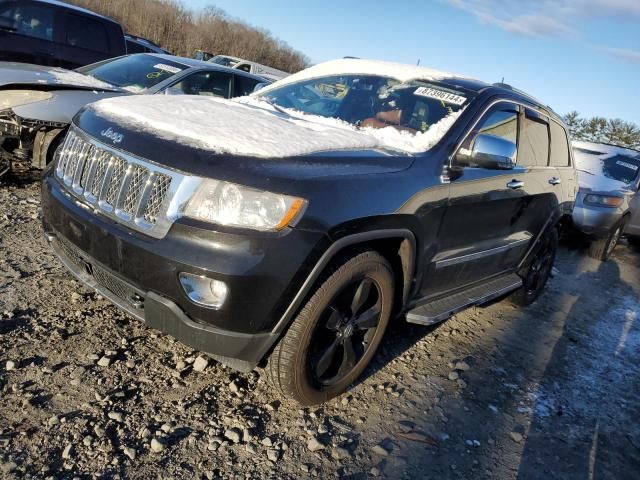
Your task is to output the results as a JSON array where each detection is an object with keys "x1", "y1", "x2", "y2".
[{"x1": 66, "y1": 0, "x2": 309, "y2": 72}]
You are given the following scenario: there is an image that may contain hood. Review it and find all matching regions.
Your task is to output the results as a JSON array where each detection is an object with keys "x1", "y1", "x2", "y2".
[
  {"x1": 12, "y1": 89, "x2": 127, "y2": 124},
  {"x1": 576, "y1": 169, "x2": 633, "y2": 194},
  {"x1": 85, "y1": 94, "x2": 461, "y2": 158},
  {"x1": 0, "y1": 62, "x2": 120, "y2": 91}
]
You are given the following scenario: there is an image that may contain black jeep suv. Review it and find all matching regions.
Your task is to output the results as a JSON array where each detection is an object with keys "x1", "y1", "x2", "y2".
[{"x1": 41, "y1": 59, "x2": 576, "y2": 405}]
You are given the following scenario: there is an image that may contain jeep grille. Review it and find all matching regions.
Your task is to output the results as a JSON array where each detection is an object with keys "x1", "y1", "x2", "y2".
[{"x1": 54, "y1": 127, "x2": 190, "y2": 239}]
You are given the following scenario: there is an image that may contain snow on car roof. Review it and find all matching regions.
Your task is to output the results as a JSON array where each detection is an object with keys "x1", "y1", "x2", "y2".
[
  {"x1": 89, "y1": 94, "x2": 463, "y2": 157},
  {"x1": 258, "y1": 58, "x2": 478, "y2": 94}
]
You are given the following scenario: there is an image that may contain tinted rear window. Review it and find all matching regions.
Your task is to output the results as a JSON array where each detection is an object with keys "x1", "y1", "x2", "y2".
[
  {"x1": 549, "y1": 121, "x2": 570, "y2": 167},
  {"x1": 519, "y1": 110, "x2": 550, "y2": 167},
  {"x1": 0, "y1": 3, "x2": 54, "y2": 41},
  {"x1": 64, "y1": 13, "x2": 109, "y2": 53}
]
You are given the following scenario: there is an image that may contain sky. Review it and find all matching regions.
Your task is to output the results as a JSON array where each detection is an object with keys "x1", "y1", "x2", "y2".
[{"x1": 187, "y1": 0, "x2": 640, "y2": 124}]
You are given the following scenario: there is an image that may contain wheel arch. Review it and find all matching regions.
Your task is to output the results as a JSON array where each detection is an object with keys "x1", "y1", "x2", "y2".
[{"x1": 271, "y1": 228, "x2": 417, "y2": 336}]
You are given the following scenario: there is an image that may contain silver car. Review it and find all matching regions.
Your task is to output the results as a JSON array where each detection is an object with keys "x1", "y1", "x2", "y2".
[
  {"x1": 0, "y1": 53, "x2": 269, "y2": 172},
  {"x1": 572, "y1": 140, "x2": 640, "y2": 260}
]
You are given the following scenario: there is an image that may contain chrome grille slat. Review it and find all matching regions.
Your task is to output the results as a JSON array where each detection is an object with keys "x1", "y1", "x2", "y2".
[
  {"x1": 54, "y1": 127, "x2": 179, "y2": 239},
  {"x1": 104, "y1": 156, "x2": 127, "y2": 207}
]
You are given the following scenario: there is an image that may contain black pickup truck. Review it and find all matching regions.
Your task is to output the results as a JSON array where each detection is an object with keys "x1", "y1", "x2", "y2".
[
  {"x1": 41, "y1": 58, "x2": 577, "y2": 405},
  {"x1": 0, "y1": 0, "x2": 125, "y2": 69}
]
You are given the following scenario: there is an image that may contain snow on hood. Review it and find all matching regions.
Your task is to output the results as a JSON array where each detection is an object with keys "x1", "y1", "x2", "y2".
[
  {"x1": 257, "y1": 58, "x2": 475, "y2": 95},
  {"x1": 573, "y1": 140, "x2": 640, "y2": 192},
  {"x1": 88, "y1": 94, "x2": 463, "y2": 157},
  {"x1": 0, "y1": 62, "x2": 117, "y2": 90}
]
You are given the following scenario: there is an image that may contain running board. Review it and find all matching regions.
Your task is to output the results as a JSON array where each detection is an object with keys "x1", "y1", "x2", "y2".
[{"x1": 406, "y1": 274, "x2": 523, "y2": 326}]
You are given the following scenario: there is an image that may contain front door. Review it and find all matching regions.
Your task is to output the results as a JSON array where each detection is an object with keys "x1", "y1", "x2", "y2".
[{"x1": 420, "y1": 101, "x2": 558, "y2": 299}]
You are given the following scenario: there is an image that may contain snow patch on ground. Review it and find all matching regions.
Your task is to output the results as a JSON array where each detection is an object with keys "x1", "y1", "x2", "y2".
[
  {"x1": 90, "y1": 95, "x2": 461, "y2": 157},
  {"x1": 49, "y1": 69, "x2": 115, "y2": 90},
  {"x1": 528, "y1": 294, "x2": 640, "y2": 430}
]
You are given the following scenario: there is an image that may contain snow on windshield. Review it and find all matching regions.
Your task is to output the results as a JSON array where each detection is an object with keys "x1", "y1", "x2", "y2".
[
  {"x1": 49, "y1": 68, "x2": 115, "y2": 90},
  {"x1": 89, "y1": 94, "x2": 463, "y2": 157},
  {"x1": 573, "y1": 140, "x2": 640, "y2": 185}
]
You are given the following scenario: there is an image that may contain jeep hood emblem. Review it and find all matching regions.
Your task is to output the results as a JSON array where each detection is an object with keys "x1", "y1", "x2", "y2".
[{"x1": 101, "y1": 127, "x2": 124, "y2": 144}]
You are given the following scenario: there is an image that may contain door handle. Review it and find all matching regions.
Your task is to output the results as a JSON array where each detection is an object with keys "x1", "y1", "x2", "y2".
[
  {"x1": 549, "y1": 177, "x2": 561, "y2": 185},
  {"x1": 507, "y1": 179, "x2": 524, "y2": 189}
]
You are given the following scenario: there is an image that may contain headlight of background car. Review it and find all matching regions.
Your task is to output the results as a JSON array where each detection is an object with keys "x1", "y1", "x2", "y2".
[
  {"x1": 182, "y1": 179, "x2": 306, "y2": 231},
  {"x1": 0, "y1": 90, "x2": 53, "y2": 110},
  {"x1": 583, "y1": 194, "x2": 624, "y2": 208}
]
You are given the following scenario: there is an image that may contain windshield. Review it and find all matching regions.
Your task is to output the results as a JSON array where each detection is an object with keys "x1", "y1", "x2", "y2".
[
  {"x1": 258, "y1": 74, "x2": 469, "y2": 134},
  {"x1": 209, "y1": 56, "x2": 239, "y2": 68},
  {"x1": 574, "y1": 148, "x2": 640, "y2": 185},
  {"x1": 78, "y1": 55, "x2": 187, "y2": 92}
]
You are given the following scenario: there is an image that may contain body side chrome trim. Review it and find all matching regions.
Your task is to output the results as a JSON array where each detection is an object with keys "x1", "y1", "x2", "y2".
[{"x1": 435, "y1": 236, "x2": 531, "y2": 269}]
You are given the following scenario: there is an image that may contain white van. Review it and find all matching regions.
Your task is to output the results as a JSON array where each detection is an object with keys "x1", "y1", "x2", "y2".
[{"x1": 208, "y1": 55, "x2": 289, "y2": 81}]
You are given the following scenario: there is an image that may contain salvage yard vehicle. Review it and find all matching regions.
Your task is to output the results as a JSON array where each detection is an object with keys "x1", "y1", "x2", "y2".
[
  {"x1": 125, "y1": 34, "x2": 169, "y2": 55},
  {"x1": 208, "y1": 54, "x2": 290, "y2": 81},
  {"x1": 0, "y1": 53, "x2": 270, "y2": 172},
  {"x1": 572, "y1": 141, "x2": 640, "y2": 260},
  {"x1": 0, "y1": 0, "x2": 126, "y2": 69},
  {"x1": 41, "y1": 58, "x2": 576, "y2": 405}
]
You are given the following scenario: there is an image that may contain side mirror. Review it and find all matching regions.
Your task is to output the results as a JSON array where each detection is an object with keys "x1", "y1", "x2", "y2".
[
  {"x1": 456, "y1": 134, "x2": 516, "y2": 170},
  {"x1": 253, "y1": 82, "x2": 268, "y2": 93}
]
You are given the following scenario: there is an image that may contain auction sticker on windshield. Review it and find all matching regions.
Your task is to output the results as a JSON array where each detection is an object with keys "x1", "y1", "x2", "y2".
[
  {"x1": 414, "y1": 87, "x2": 466, "y2": 105},
  {"x1": 153, "y1": 64, "x2": 181, "y2": 74},
  {"x1": 616, "y1": 160, "x2": 639, "y2": 171}
]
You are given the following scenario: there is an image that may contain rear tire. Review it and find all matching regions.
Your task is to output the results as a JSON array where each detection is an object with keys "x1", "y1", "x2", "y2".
[
  {"x1": 266, "y1": 251, "x2": 394, "y2": 405},
  {"x1": 588, "y1": 218, "x2": 627, "y2": 261},
  {"x1": 511, "y1": 227, "x2": 558, "y2": 306}
]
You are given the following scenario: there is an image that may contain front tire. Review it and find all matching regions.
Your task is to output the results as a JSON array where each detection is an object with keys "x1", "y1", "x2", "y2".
[
  {"x1": 512, "y1": 227, "x2": 558, "y2": 306},
  {"x1": 588, "y1": 218, "x2": 627, "y2": 261},
  {"x1": 266, "y1": 251, "x2": 394, "y2": 405}
]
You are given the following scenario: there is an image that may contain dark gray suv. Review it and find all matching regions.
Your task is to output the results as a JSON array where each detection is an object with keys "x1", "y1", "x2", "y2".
[{"x1": 41, "y1": 59, "x2": 577, "y2": 404}]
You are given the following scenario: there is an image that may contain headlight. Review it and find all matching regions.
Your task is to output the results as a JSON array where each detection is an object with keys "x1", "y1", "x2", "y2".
[
  {"x1": 583, "y1": 194, "x2": 624, "y2": 208},
  {"x1": 0, "y1": 90, "x2": 53, "y2": 110},
  {"x1": 182, "y1": 179, "x2": 306, "y2": 231}
]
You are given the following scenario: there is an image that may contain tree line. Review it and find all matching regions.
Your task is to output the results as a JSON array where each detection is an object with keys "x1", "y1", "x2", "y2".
[
  {"x1": 66, "y1": 0, "x2": 310, "y2": 73},
  {"x1": 563, "y1": 111, "x2": 640, "y2": 150}
]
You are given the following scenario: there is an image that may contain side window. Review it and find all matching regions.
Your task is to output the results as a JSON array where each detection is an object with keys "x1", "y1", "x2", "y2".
[
  {"x1": 549, "y1": 121, "x2": 571, "y2": 167},
  {"x1": 126, "y1": 39, "x2": 145, "y2": 54},
  {"x1": 234, "y1": 75, "x2": 260, "y2": 97},
  {"x1": 518, "y1": 109, "x2": 550, "y2": 167},
  {"x1": 455, "y1": 102, "x2": 519, "y2": 167},
  {"x1": 0, "y1": 3, "x2": 54, "y2": 41},
  {"x1": 64, "y1": 14, "x2": 109, "y2": 53},
  {"x1": 235, "y1": 63, "x2": 252, "y2": 73},
  {"x1": 168, "y1": 71, "x2": 232, "y2": 98}
]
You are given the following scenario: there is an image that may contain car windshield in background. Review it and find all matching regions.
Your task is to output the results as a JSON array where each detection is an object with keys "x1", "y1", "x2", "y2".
[
  {"x1": 258, "y1": 74, "x2": 469, "y2": 134},
  {"x1": 602, "y1": 154, "x2": 640, "y2": 184},
  {"x1": 575, "y1": 148, "x2": 640, "y2": 184},
  {"x1": 78, "y1": 55, "x2": 187, "y2": 92},
  {"x1": 209, "y1": 56, "x2": 239, "y2": 68}
]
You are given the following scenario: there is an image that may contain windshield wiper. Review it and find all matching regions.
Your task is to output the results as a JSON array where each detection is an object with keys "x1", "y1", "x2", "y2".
[{"x1": 258, "y1": 97, "x2": 290, "y2": 116}]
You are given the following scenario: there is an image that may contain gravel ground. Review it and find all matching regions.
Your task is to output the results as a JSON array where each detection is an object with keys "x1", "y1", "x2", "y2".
[{"x1": 1, "y1": 170, "x2": 639, "y2": 480}]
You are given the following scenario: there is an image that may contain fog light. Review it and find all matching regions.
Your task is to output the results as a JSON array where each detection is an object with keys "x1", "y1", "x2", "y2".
[{"x1": 179, "y1": 273, "x2": 228, "y2": 309}]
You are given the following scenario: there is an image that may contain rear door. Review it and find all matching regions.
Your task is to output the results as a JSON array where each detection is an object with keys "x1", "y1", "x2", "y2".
[
  {"x1": 0, "y1": 0, "x2": 56, "y2": 65},
  {"x1": 424, "y1": 101, "x2": 528, "y2": 297},
  {"x1": 548, "y1": 119, "x2": 576, "y2": 216}
]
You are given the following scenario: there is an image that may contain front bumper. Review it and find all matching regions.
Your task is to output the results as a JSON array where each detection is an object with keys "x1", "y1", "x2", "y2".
[
  {"x1": 42, "y1": 170, "x2": 325, "y2": 371},
  {"x1": 572, "y1": 204, "x2": 622, "y2": 238}
]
